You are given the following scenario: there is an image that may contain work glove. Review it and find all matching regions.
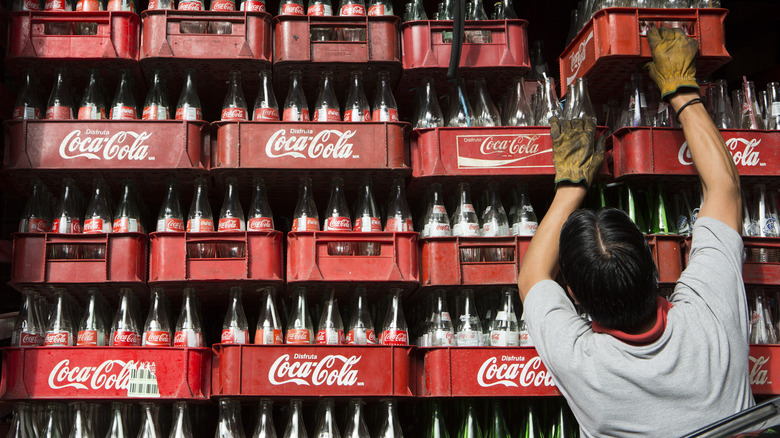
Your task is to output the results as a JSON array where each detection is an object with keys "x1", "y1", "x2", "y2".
[
  {"x1": 551, "y1": 117, "x2": 605, "y2": 188},
  {"x1": 645, "y1": 26, "x2": 700, "y2": 99}
]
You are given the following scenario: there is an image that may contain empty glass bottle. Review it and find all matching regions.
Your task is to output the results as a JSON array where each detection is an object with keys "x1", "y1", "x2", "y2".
[{"x1": 415, "y1": 78, "x2": 444, "y2": 129}]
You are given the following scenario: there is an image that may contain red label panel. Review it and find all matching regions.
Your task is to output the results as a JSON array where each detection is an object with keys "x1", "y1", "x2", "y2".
[{"x1": 750, "y1": 345, "x2": 780, "y2": 395}]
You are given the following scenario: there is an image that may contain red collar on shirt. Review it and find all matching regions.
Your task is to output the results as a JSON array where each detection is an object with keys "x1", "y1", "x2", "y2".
[{"x1": 590, "y1": 297, "x2": 673, "y2": 345}]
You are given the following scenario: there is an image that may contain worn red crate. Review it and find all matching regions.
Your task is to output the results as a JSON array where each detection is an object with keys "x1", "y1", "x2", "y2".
[
  {"x1": 148, "y1": 231, "x2": 283, "y2": 295},
  {"x1": 0, "y1": 347, "x2": 211, "y2": 400},
  {"x1": 749, "y1": 345, "x2": 780, "y2": 395},
  {"x1": 682, "y1": 236, "x2": 780, "y2": 285},
  {"x1": 558, "y1": 8, "x2": 729, "y2": 100},
  {"x1": 413, "y1": 347, "x2": 559, "y2": 397},
  {"x1": 3, "y1": 120, "x2": 210, "y2": 192},
  {"x1": 287, "y1": 231, "x2": 419, "y2": 292},
  {"x1": 648, "y1": 235, "x2": 684, "y2": 284},
  {"x1": 10, "y1": 232, "x2": 147, "y2": 295},
  {"x1": 212, "y1": 344, "x2": 413, "y2": 397},
  {"x1": 420, "y1": 236, "x2": 530, "y2": 288},
  {"x1": 610, "y1": 127, "x2": 780, "y2": 178},
  {"x1": 7, "y1": 11, "x2": 140, "y2": 77}
]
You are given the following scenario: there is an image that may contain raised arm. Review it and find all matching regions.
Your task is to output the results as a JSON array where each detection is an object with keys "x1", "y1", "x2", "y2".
[{"x1": 646, "y1": 26, "x2": 741, "y2": 232}]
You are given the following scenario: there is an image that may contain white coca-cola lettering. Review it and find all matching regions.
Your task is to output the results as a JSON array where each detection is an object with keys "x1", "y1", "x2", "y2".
[
  {"x1": 282, "y1": 3, "x2": 303, "y2": 14},
  {"x1": 59, "y1": 130, "x2": 151, "y2": 161},
  {"x1": 44, "y1": 332, "x2": 69, "y2": 346},
  {"x1": 265, "y1": 129, "x2": 356, "y2": 159},
  {"x1": 47, "y1": 359, "x2": 136, "y2": 390},
  {"x1": 144, "y1": 331, "x2": 170, "y2": 345},
  {"x1": 218, "y1": 217, "x2": 241, "y2": 231},
  {"x1": 479, "y1": 135, "x2": 542, "y2": 156},
  {"x1": 255, "y1": 107, "x2": 279, "y2": 121},
  {"x1": 340, "y1": 4, "x2": 364, "y2": 15},
  {"x1": 178, "y1": 1, "x2": 202, "y2": 9},
  {"x1": 248, "y1": 217, "x2": 273, "y2": 230},
  {"x1": 20, "y1": 332, "x2": 41, "y2": 346},
  {"x1": 381, "y1": 330, "x2": 407, "y2": 344},
  {"x1": 476, "y1": 356, "x2": 555, "y2": 388},
  {"x1": 113, "y1": 331, "x2": 139, "y2": 345},
  {"x1": 78, "y1": 330, "x2": 97, "y2": 345},
  {"x1": 211, "y1": 0, "x2": 234, "y2": 9},
  {"x1": 242, "y1": 0, "x2": 264, "y2": 11},
  {"x1": 750, "y1": 355, "x2": 770, "y2": 386},
  {"x1": 678, "y1": 137, "x2": 763, "y2": 167},
  {"x1": 222, "y1": 108, "x2": 247, "y2": 120},
  {"x1": 268, "y1": 354, "x2": 360, "y2": 386},
  {"x1": 326, "y1": 217, "x2": 351, "y2": 230},
  {"x1": 566, "y1": 31, "x2": 594, "y2": 86}
]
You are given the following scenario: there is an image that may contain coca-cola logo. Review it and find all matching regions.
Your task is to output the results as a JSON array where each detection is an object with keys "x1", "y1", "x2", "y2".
[
  {"x1": 24, "y1": 0, "x2": 40, "y2": 9},
  {"x1": 218, "y1": 217, "x2": 241, "y2": 231},
  {"x1": 48, "y1": 359, "x2": 135, "y2": 390},
  {"x1": 211, "y1": 0, "x2": 234, "y2": 10},
  {"x1": 287, "y1": 330, "x2": 310, "y2": 342},
  {"x1": 341, "y1": 4, "x2": 364, "y2": 15},
  {"x1": 266, "y1": 129, "x2": 357, "y2": 159},
  {"x1": 268, "y1": 354, "x2": 361, "y2": 386},
  {"x1": 178, "y1": 1, "x2": 202, "y2": 9},
  {"x1": 20, "y1": 332, "x2": 41, "y2": 345},
  {"x1": 145, "y1": 331, "x2": 170, "y2": 344},
  {"x1": 750, "y1": 355, "x2": 770, "y2": 386},
  {"x1": 78, "y1": 330, "x2": 97, "y2": 344},
  {"x1": 381, "y1": 330, "x2": 407, "y2": 344},
  {"x1": 457, "y1": 134, "x2": 552, "y2": 169},
  {"x1": 255, "y1": 108, "x2": 279, "y2": 120},
  {"x1": 566, "y1": 30, "x2": 594, "y2": 86},
  {"x1": 248, "y1": 217, "x2": 273, "y2": 230},
  {"x1": 326, "y1": 217, "x2": 351, "y2": 230},
  {"x1": 678, "y1": 137, "x2": 764, "y2": 168},
  {"x1": 222, "y1": 108, "x2": 246, "y2": 120},
  {"x1": 45, "y1": 332, "x2": 69, "y2": 345},
  {"x1": 282, "y1": 3, "x2": 303, "y2": 14},
  {"x1": 476, "y1": 356, "x2": 556, "y2": 388},
  {"x1": 174, "y1": 332, "x2": 186, "y2": 344},
  {"x1": 113, "y1": 331, "x2": 139, "y2": 345},
  {"x1": 59, "y1": 130, "x2": 151, "y2": 161}
]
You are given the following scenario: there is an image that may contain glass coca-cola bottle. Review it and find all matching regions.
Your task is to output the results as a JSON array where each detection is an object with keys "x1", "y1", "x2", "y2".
[
  {"x1": 210, "y1": 0, "x2": 236, "y2": 34},
  {"x1": 110, "y1": 288, "x2": 141, "y2": 346},
  {"x1": 283, "y1": 70, "x2": 309, "y2": 121},
  {"x1": 222, "y1": 287, "x2": 250, "y2": 344},
  {"x1": 376, "y1": 399, "x2": 403, "y2": 438},
  {"x1": 347, "y1": 287, "x2": 376, "y2": 345},
  {"x1": 339, "y1": 0, "x2": 365, "y2": 39},
  {"x1": 380, "y1": 288, "x2": 408, "y2": 345},
  {"x1": 142, "y1": 70, "x2": 170, "y2": 120},
  {"x1": 292, "y1": 177, "x2": 319, "y2": 231},
  {"x1": 174, "y1": 288, "x2": 204, "y2": 347},
  {"x1": 427, "y1": 289, "x2": 455, "y2": 346},
  {"x1": 504, "y1": 77, "x2": 533, "y2": 126},
  {"x1": 147, "y1": 0, "x2": 171, "y2": 10},
  {"x1": 239, "y1": 0, "x2": 264, "y2": 11},
  {"x1": 251, "y1": 399, "x2": 276, "y2": 438},
  {"x1": 138, "y1": 404, "x2": 162, "y2": 438},
  {"x1": 13, "y1": 0, "x2": 41, "y2": 11},
  {"x1": 218, "y1": 177, "x2": 246, "y2": 257},
  {"x1": 13, "y1": 288, "x2": 44, "y2": 346},
  {"x1": 314, "y1": 399, "x2": 340, "y2": 437},
  {"x1": 343, "y1": 398, "x2": 370, "y2": 437},
  {"x1": 339, "y1": 0, "x2": 364, "y2": 15},
  {"x1": 43, "y1": 289, "x2": 76, "y2": 349},
  {"x1": 187, "y1": 177, "x2": 215, "y2": 258},
  {"x1": 179, "y1": 0, "x2": 204, "y2": 11},
  {"x1": 282, "y1": 399, "x2": 307, "y2": 438},
  {"x1": 253, "y1": 70, "x2": 279, "y2": 121},
  {"x1": 46, "y1": 68, "x2": 74, "y2": 120},
  {"x1": 372, "y1": 71, "x2": 399, "y2": 122},
  {"x1": 19, "y1": 177, "x2": 51, "y2": 233},
  {"x1": 51, "y1": 178, "x2": 82, "y2": 259},
  {"x1": 83, "y1": 178, "x2": 112, "y2": 247},
  {"x1": 455, "y1": 289, "x2": 482, "y2": 346},
  {"x1": 741, "y1": 80, "x2": 766, "y2": 130},
  {"x1": 414, "y1": 77, "x2": 444, "y2": 129},
  {"x1": 255, "y1": 288, "x2": 283, "y2": 345},
  {"x1": 307, "y1": 0, "x2": 332, "y2": 15},
  {"x1": 176, "y1": 69, "x2": 203, "y2": 121},
  {"x1": 353, "y1": 176, "x2": 381, "y2": 247},
  {"x1": 13, "y1": 70, "x2": 42, "y2": 120},
  {"x1": 105, "y1": 402, "x2": 129, "y2": 438},
  {"x1": 286, "y1": 287, "x2": 314, "y2": 344},
  {"x1": 445, "y1": 79, "x2": 475, "y2": 127},
  {"x1": 279, "y1": 0, "x2": 304, "y2": 15},
  {"x1": 222, "y1": 71, "x2": 248, "y2": 121},
  {"x1": 324, "y1": 177, "x2": 353, "y2": 255},
  {"x1": 421, "y1": 183, "x2": 452, "y2": 238},
  {"x1": 69, "y1": 402, "x2": 95, "y2": 438},
  {"x1": 452, "y1": 182, "x2": 481, "y2": 262},
  {"x1": 109, "y1": 69, "x2": 137, "y2": 120},
  {"x1": 157, "y1": 178, "x2": 185, "y2": 232},
  {"x1": 170, "y1": 402, "x2": 194, "y2": 438},
  {"x1": 107, "y1": 0, "x2": 133, "y2": 12},
  {"x1": 75, "y1": 69, "x2": 105, "y2": 119},
  {"x1": 113, "y1": 179, "x2": 142, "y2": 233},
  {"x1": 481, "y1": 182, "x2": 511, "y2": 261},
  {"x1": 385, "y1": 178, "x2": 413, "y2": 232},
  {"x1": 142, "y1": 289, "x2": 172, "y2": 347},
  {"x1": 473, "y1": 78, "x2": 501, "y2": 127},
  {"x1": 248, "y1": 178, "x2": 275, "y2": 231},
  {"x1": 317, "y1": 294, "x2": 345, "y2": 344},
  {"x1": 313, "y1": 71, "x2": 341, "y2": 122},
  {"x1": 77, "y1": 288, "x2": 107, "y2": 346},
  {"x1": 367, "y1": 0, "x2": 391, "y2": 15},
  {"x1": 511, "y1": 182, "x2": 537, "y2": 236},
  {"x1": 344, "y1": 71, "x2": 371, "y2": 122},
  {"x1": 490, "y1": 287, "x2": 520, "y2": 346},
  {"x1": 216, "y1": 399, "x2": 246, "y2": 438}
]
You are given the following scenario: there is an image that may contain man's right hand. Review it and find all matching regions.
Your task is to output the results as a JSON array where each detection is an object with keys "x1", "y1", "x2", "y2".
[{"x1": 645, "y1": 26, "x2": 700, "y2": 99}]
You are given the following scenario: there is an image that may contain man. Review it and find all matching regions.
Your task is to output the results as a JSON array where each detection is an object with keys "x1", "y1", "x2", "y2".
[{"x1": 518, "y1": 26, "x2": 755, "y2": 437}]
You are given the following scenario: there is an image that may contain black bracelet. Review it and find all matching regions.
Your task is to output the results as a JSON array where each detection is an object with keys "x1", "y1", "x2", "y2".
[{"x1": 674, "y1": 97, "x2": 704, "y2": 121}]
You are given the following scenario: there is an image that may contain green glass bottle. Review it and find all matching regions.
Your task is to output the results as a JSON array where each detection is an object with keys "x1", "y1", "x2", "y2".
[
  {"x1": 457, "y1": 401, "x2": 483, "y2": 438},
  {"x1": 485, "y1": 400, "x2": 510, "y2": 438},
  {"x1": 650, "y1": 183, "x2": 676, "y2": 235},
  {"x1": 549, "y1": 402, "x2": 577, "y2": 438},
  {"x1": 619, "y1": 183, "x2": 646, "y2": 233},
  {"x1": 428, "y1": 400, "x2": 451, "y2": 438},
  {"x1": 520, "y1": 402, "x2": 542, "y2": 438}
]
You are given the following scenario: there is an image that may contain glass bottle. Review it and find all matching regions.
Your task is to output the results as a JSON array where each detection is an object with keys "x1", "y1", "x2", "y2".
[
  {"x1": 415, "y1": 77, "x2": 444, "y2": 129},
  {"x1": 251, "y1": 399, "x2": 276, "y2": 438},
  {"x1": 317, "y1": 295, "x2": 345, "y2": 345},
  {"x1": 282, "y1": 399, "x2": 307, "y2": 438},
  {"x1": 485, "y1": 400, "x2": 509, "y2": 438},
  {"x1": 19, "y1": 178, "x2": 50, "y2": 233},
  {"x1": 176, "y1": 69, "x2": 203, "y2": 121},
  {"x1": 428, "y1": 289, "x2": 455, "y2": 346},
  {"x1": 313, "y1": 399, "x2": 341, "y2": 437},
  {"x1": 314, "y1": 71, "x2": 341, "y2": 121},
  {"x1": 109, "y1": 69, "x2": 137, "y2": 120},
  {"x1": 511, "y1": 182, "x2": 537, "y2": 236},
  {"x1": 712, "y1": 79, "x2": 736, "y2": 129},
  {"x1": 221, "y1": 287, "x2": 250, "y2": 344},
  {"x1": 767, "y1": 82, "x2": 780, "y2": 130},
  {"x1": 347, "y1": 287, "x2": 376, "y2": 345},
  {"x1": 78, "y1": 288, "x2": 107, "y2": 346},
  {"x1": 308, "y1": 0, "x2": 333, "y2": 15},
  {"x1": 293, "y1": 177, "x2": 319, "y2": 231},
  {"x1": 490, "y1": 288, "x2": 519, "y2": 346},
  {"x1": 536, "y1": 77, "x2": 562, "y2": 126},
  {"x1": 222, "y1": 71, "x2": 248, "y2": 121},
  {"x1": 385, "y1": 178, "x2": 413, "y2": 232},
  {"x1": 157, "y1": 178, "x2": 185, "y2": 232},
  {"x1": 187, "y1": 177, "x2": 215, "y2": 257},
  {"x1": 12, "y1": 288, "x2": 44, "y2": 346},
  {"x1": 286, "y1": 287, "x2": 314, "y2": 344},
  {"x1": 247, "y1": 178, "x2": 274, "y2": 231},
  {"x1": 344, "y1": 399, "x2": 370, "y2": 438},
  {"x1": 530, "y1": 40, "x2": 549, "y2": 80},
  {"x1": 380, "y1": 288, "x2": 409, "y2": 345},
  {"x1": 456, "y1": 289, "x2": 482, "y2": 346},
  {"x1": 367, "y1": 0, "x2": 391, "y2": 15},
  {"x1": 427, "y1": 400, "x2": 450, "y2": 438},
  {"x1": 255, "y1": 288, "x2": 283, "y2": 345},
  {"x1": 142, "y1": 288, "x2": 172, "y2": 347},
  {"x1": 741, "y1": 80, "x2": 766, "y2": 129},
  {"x1": 481, "y1": 182, "x2": 511, "y2": 261},
  {"x1": 13, "y1": 71, "x2": 42, "y2": 120},
  {"x1": 69, "y1": 402, "x2": 95, "y2": 438},
  {"x1": 113, "y1": 179, "x2": 142, "y2": 233},
  {"x1": 446, "y1": 79, "x2": 475, "y2": 127},
  {"x1": 46, "y1": 68, "x2": 74, "y2": 120},
  {"x1": 83, "y1": 178, "x2": 112, "y2": 239},
  {"x1": 216, "y1": 399, "x2": 246, "y2": 438},
  {"x1": 142, "y1": 70, "x2": 169, "y2": 120},
  {"x1": 283, "y1": 71, "x2": 309, "y2": 121},
  {"x1": 253, "y1": 70, "x2": 279, "y2": 121},
  {"x1": 473, "y1": 78, "x2": 501, "y2": 127},
  {"x1": 421, "y1": 183, "x2": 452, "y2": 238},
  {"x1": 170, "y1": 402, "x2": 194, "y2": 438},
  {"x1": 218, "y1": 177, "x2": 246, "y2": 256},
  {"x1": 174, "y1": 287, "x2": 204, "y2": 347},
  {"x1": 452, "y1": 182, "x2": 481, "y2": 262},
  {"x1": 110, "y1": 288, "x2": 141, "y2": 346},
  {"x1": 376, "y1": 399, "x2": 404, "y2": 438},
  {"x1": 344, "y1": 71, "x2": 371, "y2": 122},
  {"x1": 650, "y1": 183, "x2": 675, "y2": 235},
  {"x1": 138, "y1": 403, "x2": 162, "y2": 438},
  {"x1": 279, "y1": 0, "x2": 304, "y2": 15},
  {"x1": 371, "y1": 71, "x2": 400, "y2": 122}
]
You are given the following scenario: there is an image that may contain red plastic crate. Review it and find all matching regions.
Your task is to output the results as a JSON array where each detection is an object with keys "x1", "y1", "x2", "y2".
[
  {"x1": 7, "y1": 11, "x2": 140, "y2": 77},
  {"x1": 750, "y1": 345, "x2": 780, "y2": 395},
  {"x1": 413, "y1": 347, "x2": 560, "y2": 397},
  {"x1": 610, "y1": 127, "x2": 780, "y2": 178},
  {"x1": 647, "y1": 235, "x2": 684, "y2": 284},
  {"x1": 558, "y1": 8, "x2": 730, "y2": 100},
  {"x1": 0, "y1": 347, "x2": 211, "y2": 401},
  {"x1": 148, "y1": 231, "x2": 283, "y2": 296},
  {"x1": 2, "y1": 120, "x2": 210, "y2": 192},
  {"x1": 212, "y1": 344, "x2": 413, "y2": 397},
  {"x1": 420, "y1": 236, "x2": 530, "y2": 288},
  {"x1": 10, "y1": 232, "x2": 147, "y2": 295},
  {"x1": 682, "y1": 236, "x2": 780, "y2": 285},
  {"x1": 286, "y1": 231, "x2": 419, "y2": 292}
]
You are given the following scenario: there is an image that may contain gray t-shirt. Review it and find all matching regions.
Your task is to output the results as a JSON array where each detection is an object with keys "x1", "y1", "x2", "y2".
[{"x1": 524, "y1": 217, "x2": 755, "y2": 437}]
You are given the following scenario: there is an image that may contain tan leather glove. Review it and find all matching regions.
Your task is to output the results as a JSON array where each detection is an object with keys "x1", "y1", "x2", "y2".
[
  {"x1": 645, "y1": 26, "x2": 700, "y2": 98},
  {"x1": 551, "y1": 117, "x2": 605, "y2": 188}
]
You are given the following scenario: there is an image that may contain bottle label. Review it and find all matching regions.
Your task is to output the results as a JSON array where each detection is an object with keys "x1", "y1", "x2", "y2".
[
  {"x1": 423, "y1": 222, "x2": 451, "y2": 237},
  {"x1": 494, "y1": 310, "x2": 517, "y2": 323},
  {"x1": 218, "y1": 217, "x2": 245, "y2": 231},
  {"x1": 316, "y1": 328, "x2": 344, "y2": 344},
  {"x1": 13, "y1": 106, "x2": 41, "y2": 120},
  {"x1": 19, "y1": 331, "x2": 42, "y2": 346},
  {"x1": 44, "y1": 330, "x2": 73, "y2": 346},
  {"x1": 453, "y1": 222, "x2": 480, "y2": 236},
  {"x1": 211, "y1": 0, "x2": 235, "y2": 10},
  {"x1": 340, "y1": 3, "x2": 364, "y2": 15},
  {"x1": 520, "y1": 329, "x2": 533, "y2": 346},
  {"x1": 52, "y1": 218, "x2": 81, "y2": 233},
  {"x1": 490, "y1": 330, "x2": 519, "y2": 347},
  {"x1": 512, "y1": 221, "x2": 538, "y2": 236},
  {"x1": 110, "y1": 105, "x2": 137, "y2": 120},
  {"x1": 772, "y1": 101, "x2": 780, "y2": 116},
  {"x1": 248, "y1": 217, "x2": 274, "y2": 231},
  {"x1": 240, "y1": 0, "x2": 265, "y2": 11},
  {"x1": 324, "y1": 216, "x2": 351, "y2": 231},
  {"x1": 148, "y1": 0, "x2": 157, "y2": 7},
  {"x1": 77, "y1": 329, "x2": 103, "y2": 346},
  {"x1": 174, "y1": 329, "x2": 204, "y2": 347},
  {"x1": 282, "y1": 107, "x2": 309, "y2": 121},
  {"x1": 380, "y1": 329, "x2": 408, "y2": 345},
  {"x1": 23, "y1": 217, "x2": 49, "y2": 233},
  {"x1": 157, "y1": 218, "x2": 185, "y2": 232},
  {"x1": 385, "y1": 218, "x2": 412, "y2": 232},
  {"x1": 221, "y1": 328, "x2": 248, "y2": 344},
  {"x1": 44, "y1": 0, "x2": 66, "y2": 10},
  {"x1": 293, "y1": 217, "x2": 320, "y2": 231},
  {"x1": 456, "y1": 330, "x2": 480, "y2": 346},
  {"x1": 441, "y1": 311, "x2": 451, "y2": 322},
  {"x1": 112, "y1": 330, "x2": 140, "y2": 346},
  {"x1": 482, "y1": 222, "x2": 509, "y2": 237},
  {"x1": 84, "y1": 218, "x2": 111, "y2": 234},
  {"x1": 143, "y1": 330, "x2": 171, "y2": 346},
  {"x1": 254, "y1": 107, "x2": 280, "y2": 121},
  {"x1": 22, "y1": 0, "x2": 41, "y2": 9},
  {"x1": 46, "y1": 105, "x2": 73, "y2": 120},
  {"x1": 107, "y1": 0, "x2": 133, "y2": 9},
  {"x1": 281, "y1": 2, "x2": 304, "y2": 14},
  {"x1": 221, "y1": 107, "x2": 247, "y2": 121},
  {"x1": 367, "y1": 4, "x2": 384, "y2": 15},
  {"x1": 372, "y1": 107, "x2": 399, "y2": 121},
  {"x1": 432, "y1": 329, "x2": 455, "y2": 346},
  {"x1": 354, "y1": 217, "x2": 382, "y2": 232},
  {"x1": 187, "y1": 218, "x2": 215, "y2": 232},
  {"x1": 347, "y1": 328, "x2": 377, "y2": 345},
  {"x1": 255, "y1": 328, "x2": 283, "y2": 344},
  {"x1": 142, "y1": 105, "x2": 169, "y2": 120},
  {"x1": 286, "y1": 328, "x2": 312, "y2": 344},
  {"x1": 178, "y1": 0, "x2": 202, "y2": 9},
  {"x1": 175, "y1": 106, "x2": 203, "y2": 120},
  {"x1": 344, "y1": 109, "x2": 371, "y2": 122},
  {"x1": 78, "y1": 105, "x2": 105, "y2": 120},
  {"x1": 432, "y1": 205, "x2": 446, "y2": 214},
  {"x1": 113, "y1": 217, "x2": 139, "y2": 233},
  {"x1": 307, "y1": 3, "x2": 331, "y2": 15},
  {"x1": 462, "y1": 204, "x2": 476, "y2": 213},
  {"x1": 314, "y1": 108, "x2": 341, "y2": 122}
]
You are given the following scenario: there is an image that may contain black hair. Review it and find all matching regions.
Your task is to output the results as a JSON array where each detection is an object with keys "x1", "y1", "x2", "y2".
[{"x1": 559, "y1": 208, "x2": 659, "y2": 331}]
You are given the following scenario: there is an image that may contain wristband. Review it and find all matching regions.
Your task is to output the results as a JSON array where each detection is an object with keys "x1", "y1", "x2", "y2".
[{"x1": 674, "y1": 97, "x2": 704, "y2": 121}]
